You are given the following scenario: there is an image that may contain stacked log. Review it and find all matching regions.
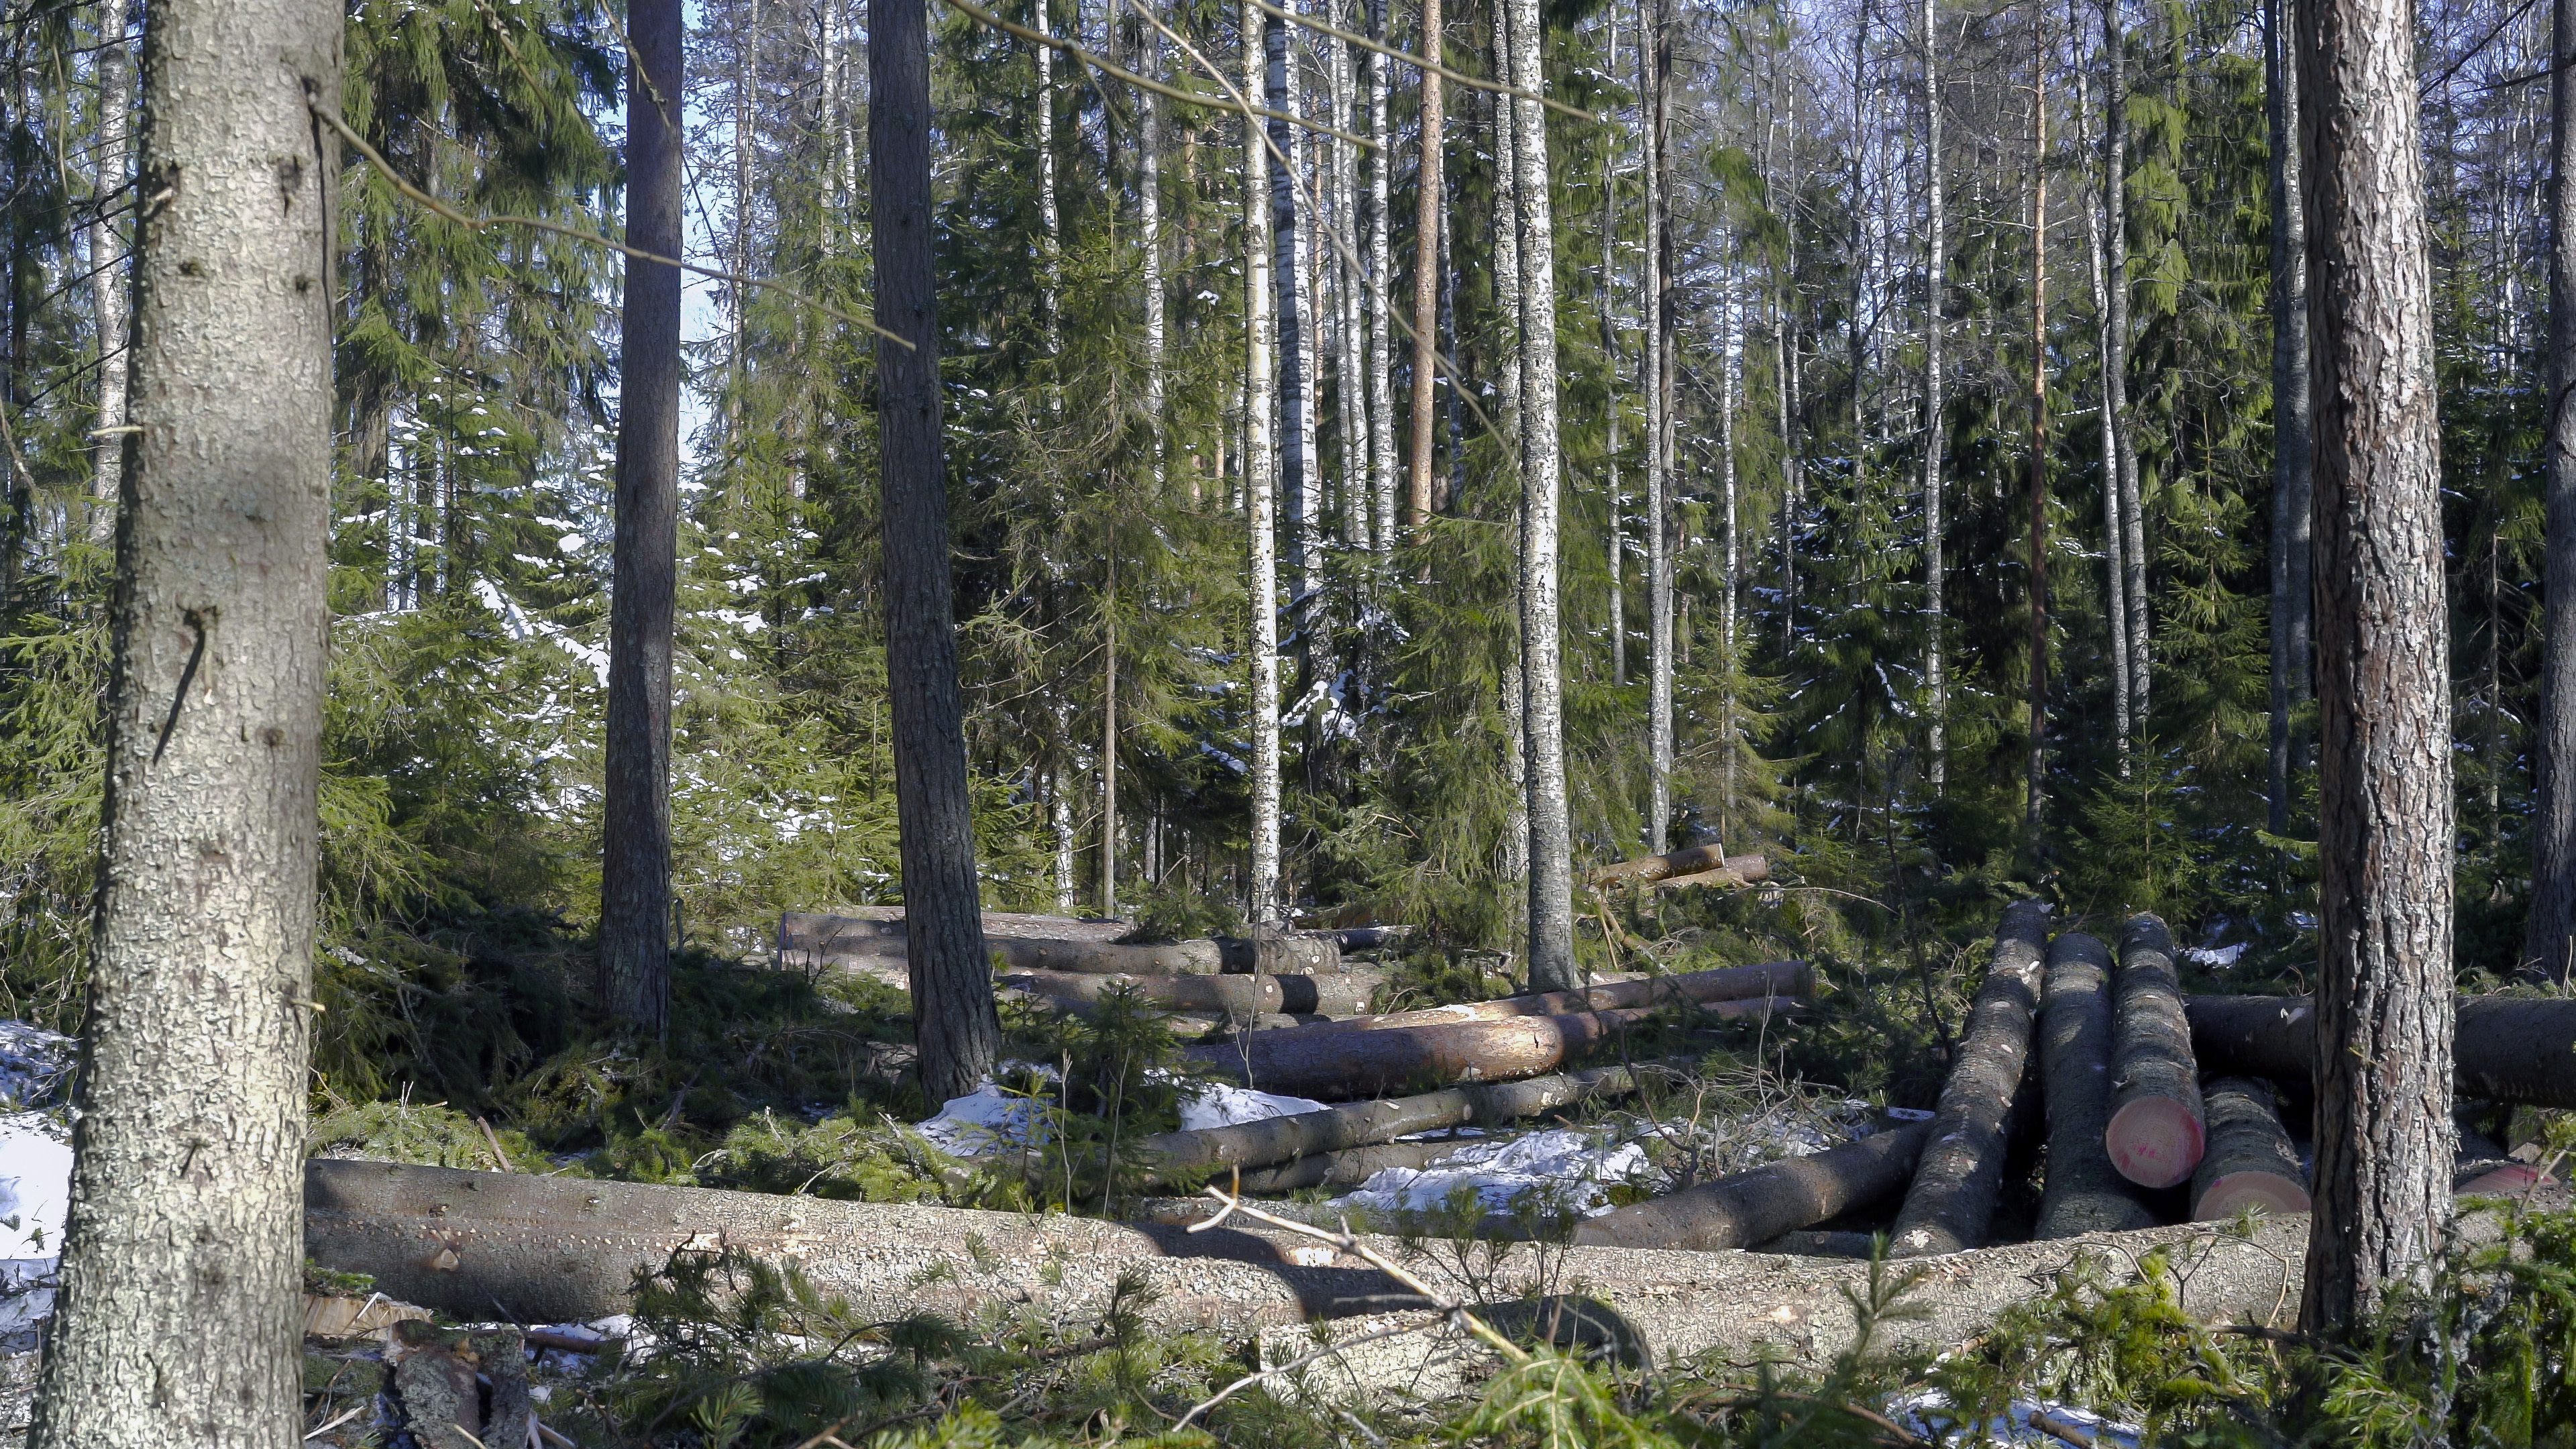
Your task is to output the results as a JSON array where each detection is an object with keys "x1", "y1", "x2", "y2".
[
  {"x1": 1568, "y1": 1120, "x2": 1934, "y2": 1251},
  {"x1": 1179, "y1": 1007, "x2": 1660, "y2": 1099},
  {"x1": 2035, "y1": 932, "x2": 2159, "y2": 1238},
  {"x1": 2190, "y1": 1077, "x2": 2309, "y2": 1219},
  {"x1": 2186, "y1": 994, "x2": 2576, "y2": 1108},
  {"x1": 1590, "y1": 847, "x2": 1770, "y2": 888},
  {"x1": 1310, "y1": 961, "x2": 1808, "y2": 1034},
  {"x1": 2106, "y1": 915, "x2": 2206, "y2": 1189},
  {"x1": 1887, "y1": 900, "x2": 2051, "y2": 1256}
]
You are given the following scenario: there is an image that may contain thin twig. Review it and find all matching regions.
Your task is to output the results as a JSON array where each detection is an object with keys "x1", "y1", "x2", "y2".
[
  {"x1": 303, "y1": 87, "x2": 912, "y2": 350},
  {"x1": 302, "y1": 1405, "x2": 366, "y2": 1441}
]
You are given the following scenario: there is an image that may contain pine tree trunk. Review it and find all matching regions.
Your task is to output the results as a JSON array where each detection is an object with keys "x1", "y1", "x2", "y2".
[
  {"x1": 27, "y1": 0, "x2": 335, "y2": 1435},
  {"x1": 2104, "y1": 0, "x2": 2148, "y2": 732},
  {"x1": 1507, "y1": 0, "x2": 1575, "y2": 992},
  {"x1": 2080, "y1": 63, "x2": 2132, "y2": 767},
  {"x1": 85, "y1": 11, "x2": 130, "y2": 545},
  {"x1": 2266, "y1": 0, "x2": 2314, "y2": 836},
  {"x1": 1364, "y1": 0, "x2": 1394, "y2": 553},
  {"x1": 2296, "y1": 0, "x2": 2456, "y2": 1329},
  {"x1": 598, "y1": 0, "x2": 687, "y2": 1029},
  {"x1": 1642, "y1": 0, "x2": 1674, "y2": 854},
  {"x1": 873, "y1": 0, "x2": 1001, "y2": 1103},
  {"x1": 1245, "y1": 0, "x2": 1285, "y2": 922},
  {"x1": 2526, "y1": 0, "x2": 2576, "y2": 978},
  {"x1": 1920, "y1": 0, "x2": 1945, "y2": 792},
  {"x1": 1405, "y1": 0, "x2": 1444, "y2": 532}
]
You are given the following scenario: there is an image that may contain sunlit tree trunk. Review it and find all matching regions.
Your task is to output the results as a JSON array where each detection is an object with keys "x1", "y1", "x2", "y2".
[
  {"x1": 1267, "y1": 12, "x2": 1313, "y2": 610},
  {"x1": 85, "y1": 7, "x2": 130, "y2": 545},
  {"x1": 1141, "y1": 25, "x2": 1167, "y2": 493},
  {"x1": 1641, "y1": 0, "x2": 1673, "y2": 851},
  {"x1": 2531, "y1": 0, "x2": 2576, "y2": 977},
  {"x1": 1365, "y1": 0, "x2": 1395, "y2": 553},
  {"x1": 2296, "y1": 0, "x2": 2455, "y2": 1330},
  {"x1": 2079, "y1": 62, "x2": 2132, "y2": 768},
  {"x1": 1246, "y1": 0, "x2": 1284, "y2": 922},
  {"x1": 1919, "y1": 0, "x2": 1945, "y2": 791},
  {"x1": 2023, "y1": 25, "x2": 2049, "y2": 857},
  {"x1": 2104, "y1": 0, "x2": 2147, "y2": 732}
]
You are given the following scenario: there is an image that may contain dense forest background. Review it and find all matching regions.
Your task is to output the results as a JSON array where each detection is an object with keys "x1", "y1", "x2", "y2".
[{"x1": 0, "y1": 0, "x2": 2553, "y2": 1048}]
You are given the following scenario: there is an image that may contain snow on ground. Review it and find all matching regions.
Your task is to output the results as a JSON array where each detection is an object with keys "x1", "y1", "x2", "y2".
[
  {"x1": 1337, "y1": 1129, "x2": 1654, "y2": 1217},
  {"x1": 1888, "y1": 1389, "x2": 2142, "y2": 1448},
  {"x1": 916, "y1": 1073, "x2": 1324, "y2": 1156},
  {"x1": 1175, "y1": 1083, "x2": 1327, "y2": 1132},
  {"x1": 0, "y1": 1114, "x2": 70, "y2": 1344},
  {"x1": 0, "y1": 1024, "x2": 72, "y2": 1111}
]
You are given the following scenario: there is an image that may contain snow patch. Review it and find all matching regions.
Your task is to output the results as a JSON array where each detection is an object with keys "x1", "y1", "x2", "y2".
[
  {"x1": 1177, "y1": 1083, "x2": 1326, "y2": 1133},
  {"x1": 1334, "y1": 1130, "x2": 1653, "y2": 1218}
]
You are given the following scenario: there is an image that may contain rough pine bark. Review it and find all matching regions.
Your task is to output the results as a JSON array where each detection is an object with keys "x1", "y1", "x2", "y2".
[
  {"x1": 1572, "y1": 1122, "x2": 1933, "y2": 1251},
  {"x1": 2528, "y1": 0, "x2": 2576, "y2": 979},
  {"x1": 874, "y1": 0, "x2": 1001, "y2": 1103},
  {"x1": 1244, "y1": 0, "x2": 1284, "y2": 921},
  {"x1": 85, "y1": 9, "x2": 131, "y2": 545},
  {"x1": 598, "y1": 0, "x2": 686, "y2": 1030},
  {"x1": 1889, "y1": 901, "x2": 2051, "y2": 1256},
  {"x1": 1507, "y1": 0, "x2": 1576, "y2": 992},
  {"x1": 1404, "y1": 0, "x2": 1444, "y2": 531},
  {"x1": 2296, "y1": 0, "x2": 2457, "y2": 1330},
  {"x1": 27, "y1": 0, "x2": 337, "y2": 1435},
  {"x1": 2035, "y1": 932, "x2": 2159, "y2": 1238}
]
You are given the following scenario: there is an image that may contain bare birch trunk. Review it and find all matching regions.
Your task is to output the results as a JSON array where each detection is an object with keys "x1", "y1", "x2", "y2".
[
  {"x1": 2079, "y1": 64, "x2": 2132, "y2": 766},
  {"x1": 1489, "y1": 0, "x2": 1522, "y2": 427},
  {"x1": 1641, "y1": 0, "x2": 1674, "y2": 852},
  {"x1": 2296, "y1": 0, "x2": 2457, "y2": 1328},
  {"x1": 1920, "y1": 0, "x2": 1945, "y2": 791},
  {"x1": 1142, "y1": 29, "x2": 1167, "y2": 493},
  {"x1": 2023, "y1": 30, "x2": 2049, "y2": 855},
  {"x1": 2534, "y1": 0, "x2": 2576, "y2": 977},
  {"x1": 1267, "y1": 13, "x2": 1313, "y2": 610},
  {"x1": 85, "y1": 11, "x2": 130, "y2": 545},
  {"x1": 1365, "y1": 0, "x2": 1395, "y2": 553},
  {"x1": 1037, "y1": 2, "x2": 1061, "y2": 390},
  {"x1": 1507, "y1": 0, "x2": 1575, "y2": 991},
  {"x1": 1246, "y1": 0, "x2": 1285, "y2": 922},
  {"x1": 28, "y1": 0, "x2": 335, "y2": 1434},
  {"x1": 2104, "y1": 0, "x2": 2147, "y2": 732}
]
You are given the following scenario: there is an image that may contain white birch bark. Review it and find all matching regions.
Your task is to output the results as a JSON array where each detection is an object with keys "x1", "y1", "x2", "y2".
[
  {"x1": 85, "y1": 11, "x2": 131, "y2": 544},
  {"x1": 1641, "y1": 0, "x2": 1672, "y2": 853},
  {"x1": 1246, "y1": 0, "x2": 1284, "y2": 922},
  {"x1": 1920, "y1": 0, "x2": 1945, "y2": 790},
  {"x1": 2078, "y1": 63, "x2": 2133, "y2": 765}
]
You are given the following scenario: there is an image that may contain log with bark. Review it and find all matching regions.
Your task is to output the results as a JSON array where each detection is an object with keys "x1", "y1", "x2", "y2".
[
  {"x1": 1309, "y1": 962, "x2": 1809, "y2": 1034},
  {"x1": 303, "y1": 1159, "x2": 2322, "y2": 1380},
  {"x1": 2036, "y1": 932, "x2": 2161, "y2": 1238},
  {"x1": 2186, "y1": 994, "x2": 2576, "y2": 1108},
  {"x1": 1179, "y1": 1006, "x2": 1658, "y2": 1098},
  {"x1": 1136, "y1": 1060, "x2": 1662, "y2": 1176},
  {"x1": 2108, "y1": 914, "x2": 2207, "y2": 1189},
  {"x1": 1888, "y1": 900, "x2": 2051, "y2": 1256},
  {"x1": 996, "y1": 938, "x2": 1228, "y2": 975},
  {"x1": 1234, "y1": 1140, "x2": 1458, "y2": 1191},
  {"x1": 1590, "y1": 847, "x2": 1769, "y2": 888},
  {"x1": 1568, "y1": 1120, "x2": 1934, "y2": 1251},
  {"x1": 1218, "y1": 934, "x2": 1346, "y2": 975},
  {"x1": 1003, "y1": 969, "x2": 1281, "y2": 1014},
  {"x1": 781, "y1": 909, "x2": 1132, "y2": 957},
  {"x1": 2190, "y1": 1077, "x2": 2310, "y2": 1219}
]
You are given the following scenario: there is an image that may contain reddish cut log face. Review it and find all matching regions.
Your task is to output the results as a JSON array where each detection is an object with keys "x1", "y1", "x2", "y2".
[
  {"x1": 2106, "y1": 1095, "x2": 2206, "y2": 1189},
  {"x1": 2193, "y1": 1169, "x2": 2311, "y2": 1219},
  {"x1": 2459, "y1": 1164, "x2": 2556, "y2": 1196}
]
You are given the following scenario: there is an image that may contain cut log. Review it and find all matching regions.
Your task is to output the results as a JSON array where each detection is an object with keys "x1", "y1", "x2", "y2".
[
  {"x1": 2107, "y1": 914, "x2": 2206, "y2": 1189},
  {"x1": 781, "y1": 909, "x2": 1132, "y2": 957},
  {"x1": 1218, "y1": 934, "x2": 1346, "y2": 975},
  {"x1": 1888, "y1": 900, "x2": 2051, "y2": 1256},
  {"x1": 1332, "y1": 926, "x2": 1412, "y2": 953},
  {"x1": 1236, "y1": 1140, "x2": 1458, "y2": 1192},
  {"x1": 1650, "y1": 866, "x2": 1754, "y2": 892},
  {"x1": 2188, "y1": 994, "x2": 2576, "y2": 1108},
  {"x1": 1179, "y1": 1006, "x2": 1658, "y2": 1099},
  {"x1": 2035, "y1": 932, "x2": 2161, "y2": 1238},
  {"x1": 1590, "y1": 847, "x2": 1769, "y2": 887},
  {"x1": 1275, "y1": 971, "x2": 1381, "y2": 1016},
  {"x1": 1003, "y1": 969, "x2": 1281, "y2": 1014},
  {"x1": 1136, "y1": 1060, "x2": 1660, "y2": 1176},
  {"x1": 1568, "y1": 1120, "x2": 1933, "y2": 1251},
  {"x1": 2190, "y1": 1077, "x2": 2310, "y2": 1220},
  {"x1": 995, "y1": 938, "x2": 1227, "y2": 975},
  {"x1": 1310, "y1": 962, "x2": 1809, "y2": 1034}
]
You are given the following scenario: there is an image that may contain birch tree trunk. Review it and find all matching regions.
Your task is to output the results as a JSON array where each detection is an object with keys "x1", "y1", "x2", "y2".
[
  {"x1": 1246, "y1": 0, "x2": 1285, "y2": 922},
  {"x1": 1507, "y1": 0, "x2": 1575, "y2": 991},
  {"x1": 1920, "y1": 0, "x2": 1945, "y2": 792},
  {"x1": 1332, "y1": 15, "x2": 1365, "y2": 545},
  {"x1": 1141, "y1": 27, "x2": 1167, "y2": 494},
  {"x1": 2295, "y1": 0, "x2": 2456, "y2": 1328},
  {"x1": 1642, "y1": 0, "x2": 1674, "y2": 851},
  {"x1": 1489, "y1": 1, "x2": 1522, "y2": 428},
  {"x1": 27, "y1": 0, "x2": 335, "y2": 1434},
  {"x1": 2522, "y1": 0, "x2": 2574, "y2": 976},
  {"x1": 1037, "y1": 1, "x2": 1060, "y2": 383},
  {"x1": 1267, "y1": 13, "x2": 1313, "y2": 610},
  {"x1": 874, "y1": 0, "x2": 1002, "y2": 1102},
  {"x1": 1365, "y1": 0, "x2": 1394, "y2": 553},
  {"x1": 1604, "y1": 48, "x2": 1625, "y2": 692},
  {"x1": 2104, "y1": 0, "x2": 2147, "y2": 732},
  {"x1": 2023, "y1": 34, "x2": 2049, "y2": 855},
  {"x1": 598, "y1": 0, "x2": 686, "y2": 1029},
  {"x1": 2079, "y1": 64, "x2": 2132, "y2": 766},
  {"x1": 85, "y1": 10, "x2": 130, "y2": 545},
  {"x1": 1405, "y1": 0, "x2": 1444, "y2": 530}
]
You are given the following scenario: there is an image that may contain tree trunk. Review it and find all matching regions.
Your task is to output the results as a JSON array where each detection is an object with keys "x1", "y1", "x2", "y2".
[
  {"x1": 27, "y1": 0, "x2": 335, "y2": 1435},
  {"x1": 2023, "y1": 34, "x2": 2050, "y2": 858},
  {"x1": 2296, "y1": 0, "x2": 2457, "y2": 1330},
  {"x1": 598, "y1": 0, "x2": 687, "y2": 1030},
  {"x1": 2035, "y1": 932, "x2": 2159, "y2": 1238},
  {"x1": 1141, "y1": 28, "x2": 1167, "y2": 492},
  {"x1": 1570, "y1": 1122, "x2": 1933, "y2": 1251},
  {"x1": 1507, "y1": 0, "x2": 1576, "y2": 993},
  {"x1": 1921, "y1": 0, "x2": 1946, "y2": 792},
  {"x1": 1641, "y1": 0, "x2": 1672, "y2": 851},
  {"x1": 1603, "y1": 13, "x2": 1625, "y2": 692},
  {"x1": 1036, "y1": 0, "x2": 1061, "y2": 388},
  {"x1": 2191, "y1": 1078, "x2": 2310, "y2": 1220},
  {"x1": 1331, "y1": 17, "x2": 1364, "y2": 545},
  {"x1": 1267, "y1": 16, "x2": 1313, "y2": 608},
  {"x1": 2079, "y1": 64, "x2": 2133, "y2": 766},
  {"x1": 2104, "y1": 0, "x2": 2147, "y2": 732},
  {"x1": 1101, "y1": 564, "x2": 1118, "y2": 916},
  {"x1": 85, "y1": 10, "x2": 131, "y2": 545},
  {"x1": 1405, "y1": 0, "x2": 1443, "y2": 531},
  {"x1": 1316, "y1": 960, "x2": 1809, "y2": 1030},
  {"x1": 2527, "y1": 0, "x2": 2576, "y2": 977},
  {"x1": 874, "y1": 0, "x2": 1002, "y2": 1104},
  {"x1": 1890, "y1": 901, "x2": 2051, "y2": 1256},
  {"x1": 2107, "y1": 914, "x2": 2206, "y2": 1189},
  {"x1": 1244, "y1": 0, "x2": 1284, "y2": 922},
  {"x1": 1364, "y1": 0, "x2": 1394, "y2": 552}
]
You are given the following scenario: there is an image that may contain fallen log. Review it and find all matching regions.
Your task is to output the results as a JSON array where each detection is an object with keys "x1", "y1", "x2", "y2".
[
  {"x1": 1003, "y1": 969, "x2": 1279, "y2": 1014},
  {"x1": 1332, "y1": 926, "x2": 1411, "y2": 953},
  {"x1": 1179, "y1": 1006, "x2": 1659, "y2": 1099},
  {"x1": 1136, "y1": 1061, "x2": 1661, "y2": 1176},
  {"x1": 304, "y1": 1159, "x2": 2320, "y2": 1381},
  {"x1": 2036, "y1": 932, "x2": 2160, "y2": 1238},
  {"x1": 1235, "y1": 1140, "x2": 1458, "y2": 1192},
  {"x1": 994, "y1": 938, "x2": 1227, "y2": 975},
  {"x1": 781, "y1": 910, "x2": 1132, "y2": 958},
  {"x1": 1568, "y1": 1120, "x2": 1933, "y2": 1251},
  {"x1": 1273, "y1": 971, "x2": 1380, "y2": 1016},
  {"x1": 2186, "y1": 994, "x2": 2576, "y2": 1108},
  {"x1": 2108, "y1": 915, "x2": 2206, "y2": 1190},
  {"x1": 1218, "y1": 934, "x2": 1346, "y2": 975},
  {"x1": 1590, "y1": 847, "x2": 1769, "y2": 887},
  {"x1": 2190, "y1": 1077, "x2": 2309, "y2": 1220},
  {"x1": 1888, "y1": 900, "x2": 2051, "y2": 1256},
  {"x1": 1307, "y1": 962, "x2": 1809, "y2": 1034}
]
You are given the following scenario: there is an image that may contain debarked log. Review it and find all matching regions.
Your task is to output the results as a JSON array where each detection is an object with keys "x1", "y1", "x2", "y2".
[
  {"x1": 1567, "y1": 1121, "x2": 1933, "y2": 1252},
  {"x1": 1888, "y1": 900, "x2": 2050, "y2": 1257},
  {"x1": 2186, "y1": 994, "x2": 2576, "y2": 1108},
  {"x1": 305, "y1": 1160, "x2": 2322, "y2": 1379},
  {"x1": 1179, "y1": 1007, "x2": 1661, "y2": 1099},
  {"x1": 1591, "y1": 847, "x2": 1770, "y2": 888},
  {"x1": 1308, "y1": 962, "x2": 1810, "y2": 1034},
  {"x1": 2108, "y1": 914, "x2": 2206, "y2": 1190},
  {"x1": 1135, "y1": 1061, "x2": 1664, "y2": 1177}
]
